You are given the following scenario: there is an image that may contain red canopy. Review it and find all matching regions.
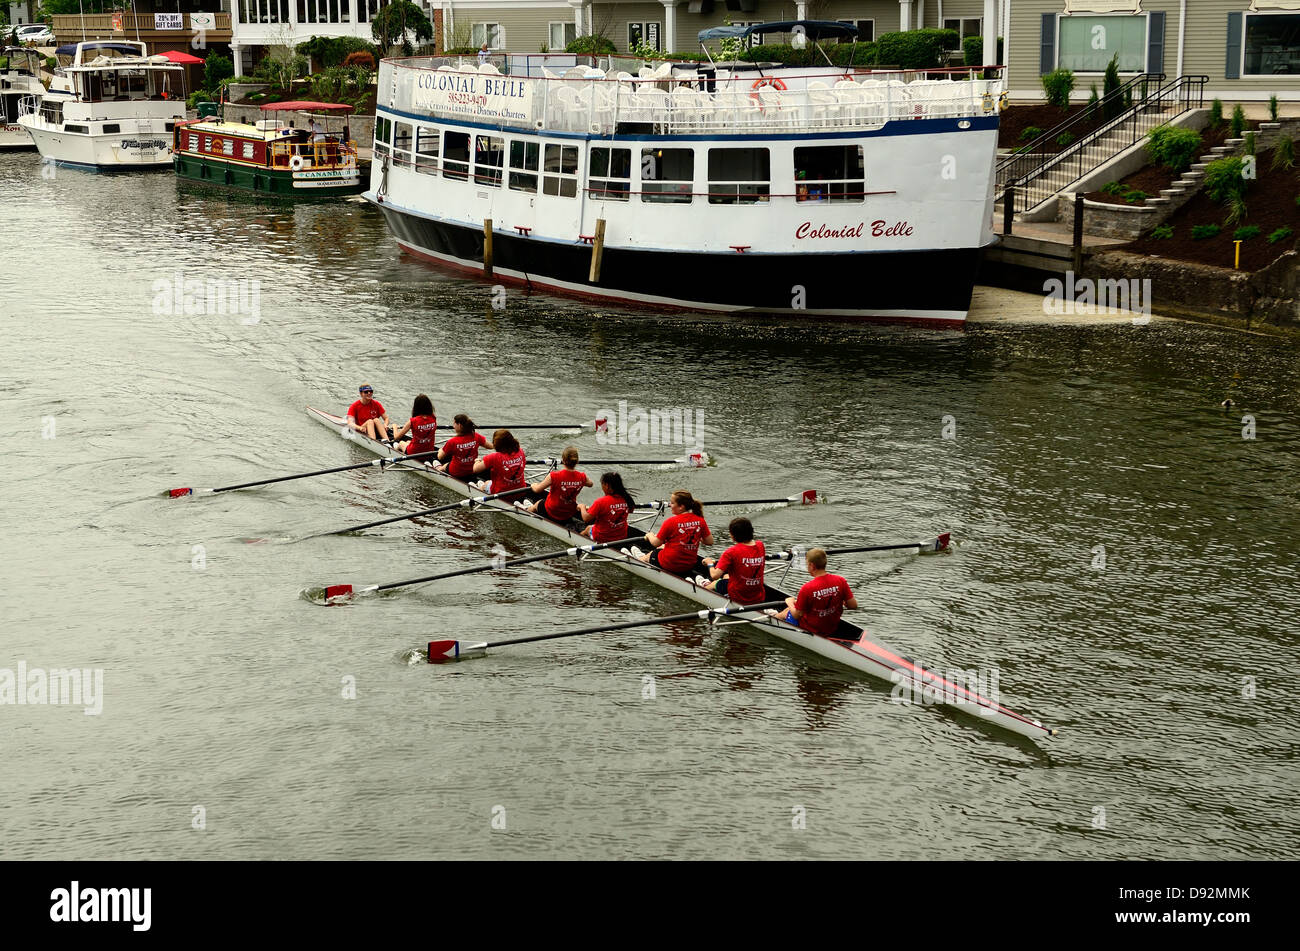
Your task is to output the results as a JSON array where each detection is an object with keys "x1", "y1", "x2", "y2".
[
  {"x1": 158, "y1": 50, "x2": 203, "y2": 64},
  {"x1": 260, "y1": 101, "x2": 354, "y2": 113}
]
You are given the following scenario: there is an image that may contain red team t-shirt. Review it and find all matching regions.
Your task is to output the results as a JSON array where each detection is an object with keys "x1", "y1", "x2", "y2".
[
  {"x1": 544, "y1": 469, "x2": 588, "y2": 521},
  {"x1": 481, "y1": 449, "x2": 527, "y2": 495},
  {"x1": 442, "y1": 432, "x2": 489, "y2": 478},
  {"x1": 715, "y1": 540, "x2": 767, "y2": 605},
  {"x1": 405, "y1": 414, "x2": 438, "y2": 456},
  {"x1": 586, "y1": 494, "x2": 630, "y2": 542},
  {"x1": 794, "y1": 573, "x2": 855, "y2": 636},
  {"x1": 347, "y1": 399, "x2": 386, "y2": 426},
  {"x1": 654, "y1": 513, "x2": 710, "y2": 574}
]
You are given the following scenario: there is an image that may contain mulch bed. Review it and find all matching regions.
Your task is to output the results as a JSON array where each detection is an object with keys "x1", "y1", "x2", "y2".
[
  {"x1": 1084, "y1": 123, "x2": 1236, "y2": 206},
  {"x1": 1121, "y1": 141, "x2": 1300, "y2": 271},
  {"x1": 999, "y1": 103, "x2": 1101, "y2": 152}
]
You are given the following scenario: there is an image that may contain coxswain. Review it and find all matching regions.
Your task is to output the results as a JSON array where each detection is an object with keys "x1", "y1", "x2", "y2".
[
  {"x1": 392, "y1": 394, "x2": 437, "y2": 457},
  {"x1": 473, "y1": 429, "x2": 528, "y2": 499},
  {"x1": 436, "y1": 414, "x2": 488, "y2": 481},
  {"x1": 775, "y1": 548, "x2": 859, "y2": 637},
  {"x1": 703, "y1": 517, "x2": 766, "y2": 605},
  {"x1": 529, "y1": 446, "x2": 591, "y2": 525},
  {"x1": 637, "y1": 489, "x2": 713, "y2": 578},
  {"x1": 578, "y1": 472, "x2": 635, "y2": 543},
  {"x1": 347, "y1": 384, "x2": 393, "y2": 442}
]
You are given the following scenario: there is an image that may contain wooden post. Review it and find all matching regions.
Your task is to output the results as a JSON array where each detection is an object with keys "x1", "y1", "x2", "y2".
[
  {"x1": 1002, "y1": 179, "x2": 1014, "y2": 236},
  {"x1": 1072, "y1": 194, "x2": 1085, "y2": 276},
  {"x1": 483, "y1": 219, "x2": 494, "y2": 279},
  {"x1": 589, "y1": 218, "x2": 607, "y2": 283}
]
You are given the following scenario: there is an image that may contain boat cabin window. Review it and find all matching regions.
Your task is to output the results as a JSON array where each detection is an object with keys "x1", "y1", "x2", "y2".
[
  {"x1": 442, "y1": 130, "x2": 470, "y2": 180},
  {"x1": 65, "y1": 124, "x2": 89, "y2": 134},
  {"x1": 542, "y1": 143, "x2": 579, "y2": 198},
  {"x1": 589, "y1": 147, "x2": 631, "y2": 201},
  {"x1": 187, "y1": 133, "x2": 199, "y2": 151},
  {"x1": 393, "y1": 121, "x2": 413, "y2": 163},
  {"x1": 794, "y1": 145, "x2": 865, "y2": 202},
  {"x1": 374, "y1": 116, "x2": 391, "y2": 154},
  {"x1": 415, "y1": 124, "x2": 439, "y2": 173},
  {"x1": 103, "y1": 123, "x2": 120, "y2": 133},
  {"x1": 243, "y1": 141, "x2": 254, "y2": 159},
  {"x1": 508, "y1": 140, "x2": 539, "y2": 193},
  {"x1": 641, "y1": 147, "x2": 693, "y2": 204},
  {"x1": 708, "y1": 148, "x2": 770, "y2": 205},
  {"x1": 474, "y1": 135, "x2": 505, "y2": 187}
]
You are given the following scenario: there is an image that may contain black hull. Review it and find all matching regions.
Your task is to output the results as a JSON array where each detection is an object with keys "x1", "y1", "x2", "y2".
[{"x1": 371, "y1": 198, "x2": 980, "y2": 325}]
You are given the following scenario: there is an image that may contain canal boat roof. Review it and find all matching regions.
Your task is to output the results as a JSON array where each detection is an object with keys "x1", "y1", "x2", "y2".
[{"x1": 260, "y1": 101, "x2": 354, "y2": 113}]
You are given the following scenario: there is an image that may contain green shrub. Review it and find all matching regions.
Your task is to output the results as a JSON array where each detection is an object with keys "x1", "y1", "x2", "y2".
[
  {"x1": 1203, "y1": 156, "x2": 1248, "y2": 203},
  {"x1": 1270, "y1": 94, "x2": 1279, "y2": 121},
  {"x1": 1056, "y1": 131, "x2": 1076, "y2": 147},
  {"x1": 1124, "y1": 189, "x2": 1148, "y2": 204},
  {"x1": 1086, "y1": 83, "x2": 1100, "y2": 118},
  {"x1": 1102, "y1": 54, "x2": 1123, "y2": 122},
  {"x1": 741, "y1": 44, "x2": 812, "y2": 66},
  {"x1": 1101, "y1": 181, "x2": 1128, "y2": 196},
  {"x1": 1225, "y1": 194, "x2": 1248, "y2": 225},
  {"x1": 875, "y1": 29, "x2": 949, "y2": 69},
  {"x1": 1244, "y1": 131, "x2": 1256, "y2": 155},
  {"x1": 44, "y1": 55, "x2": 56, "y2": 69},
  {"x1": 186, "y1": 90, "x2": 210, "y2": 110},
  {"x1": 962, "y1": 35, "x2": 1003, "y2": 70},
  {"x1": 297, "y1": 35, "x2": 380, "y2": 69},
  {"x1": 1150, "y1": 225, "x2": 1174, "y2": 240},
  {"x1": 1146, "y1": 126, "x2": 1202, "y2": 173},
  {"x1": 1233, "y1": 225, "x2": 1261, "y2": 241},
  {"x1": 1267, "y1": 226, "x2": 1293, "y2": 244},
  {"x1": 203, "y1": 53, "x2": 233, "y2": 94},
  {"x1": 1041, "y1": 68, "x2": 1074, "y2": 108},
  {"x1": 1209, "y1": 99, "x2": 1224, "y2": 127},
  {"x1": 1272, "y1": 135, "x2": 1296, "y2": 170},
  {"x1": 566, "y1": 34, "x2": 616, "y2": 55},
  {"x1": 1230, "y1": 104, "x2": 1246, "y2": 138},
  {"x1": 1020, "y1": 126, "x2": 1044, "y2": 142},
  {"x1": 1191, "y1": 224, "x2": 1221, "y2": 240},
  {"x1": 828, "y1": 42, "x2": 878, "y2": 67}
]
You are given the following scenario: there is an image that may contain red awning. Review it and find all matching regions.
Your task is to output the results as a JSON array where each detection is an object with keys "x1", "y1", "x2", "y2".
[
  {"x1": 158, "y1": 50, "x2": 204, "y2": 64},
  {"x1": 260, "y1": 101, "x2": 354, "y2": 113}
]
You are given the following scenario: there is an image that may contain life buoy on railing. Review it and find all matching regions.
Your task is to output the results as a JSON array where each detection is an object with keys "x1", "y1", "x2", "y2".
[
  {"x1": 998, "y1": 92, "x2": 1010, "y2": 112},
  {"x1": 981, "y1": 92, "x2": 994, "y2": 113},
  {"x1": 290, "y1": 155, "x2": 305, "y2": 171},
  {"x1": 750, "y1": 76, "x2": 788, "y2": 113}
]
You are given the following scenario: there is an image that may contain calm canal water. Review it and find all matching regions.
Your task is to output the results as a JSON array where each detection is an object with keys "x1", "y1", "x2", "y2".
[{"x1": 1, "y1": 153, "x2": 1297, "y2": 860}]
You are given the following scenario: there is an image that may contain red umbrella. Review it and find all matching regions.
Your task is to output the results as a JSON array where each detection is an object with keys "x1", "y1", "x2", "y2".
[{"x1": 158, "y1": 50, "x2": 204, "y2": 64}]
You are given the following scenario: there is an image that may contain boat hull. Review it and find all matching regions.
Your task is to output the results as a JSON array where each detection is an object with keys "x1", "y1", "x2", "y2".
[
  {"x1": 306, "y1": 407, "x2": 1054, "y2": 740},
  {"x1": 18, "y1": 120, "x2": 173, "y2": 169},
  {"x1": 174, "y1": 152, "x2": 365, "y2": 197},
  {"x1": 0, "y1": 124, "x2": 34, "y2": 150}
]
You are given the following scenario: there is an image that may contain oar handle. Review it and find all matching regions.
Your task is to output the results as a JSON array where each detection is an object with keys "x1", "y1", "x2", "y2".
[{"x1": 479, "y1": 600, "x2": 789, "y2": 649}]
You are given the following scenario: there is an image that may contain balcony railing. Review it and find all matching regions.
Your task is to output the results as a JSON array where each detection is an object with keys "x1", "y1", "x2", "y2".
[{"x1": 51, "y1": 13, "x2": 232, "y2": 36}]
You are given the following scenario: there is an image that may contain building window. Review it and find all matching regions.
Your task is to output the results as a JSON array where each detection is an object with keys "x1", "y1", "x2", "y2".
[
  {"x1": 707, "y1": 148, "x2": 769, "y2": 205},
  {"x1": 628, "y1": 22, "x2": 662, "y2": 52},
  {"x1": 374, "y1": 116, "x2": 391, "y2": 154},
  {"x1": 443, "y1": 130, "x2": 470, "y2": 179},
  {"x1": 509, "y1": 140, "x2": 539, "y2": 192},
  {"x1": 641, "y1": 147, "x2": 693, "y2": 203},
  {"x1": 393, "y1": 121, "x2": 413, "y2": 163},
  {"x1": 837, "y1": 20, "x2": 874, "y2": 43},
  {"x1": 549, "y1": 21, "x2": 577, "y2": 50},
  {"x1": 475, "y1": 135, "x2": 505, "y2": 186},
  {"x1": 242, "y1": 0, "x2": 291, "y2": 26},
  {"x1": 415, "y1": 125, "x2": 439, "y2": 173},
  {"x1": 794, "y1": 145, "x2": 864, "y2": 203},
  {"x1": 1244, "y1": 13, "x2": 1300, "y2": 75},
  {"x1": 472, "y1": 23, "x2": 504, "y2": 49},
  {"x1": 543, "y1": 143, "x2": 579, "y2": 197},
  {"x1": 1057, "y1": 15, "x2": 1147, "y2": 73},
  {"x1": 589, "y1": 147, "x2": 631, "y2": 200},
  {"x1": 943, "y1": 18, "x2": 982, "y2": 40}
]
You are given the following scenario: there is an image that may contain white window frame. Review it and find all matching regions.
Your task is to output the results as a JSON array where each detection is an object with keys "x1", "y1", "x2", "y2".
[
  {"x1": 542, "y1": 143, "x2": 580, "y2": 198},
  {"x1": 472, "y1": 23, "x2": 504, "y2": 50},
  {"x1": 627, "y1": 22, "x2": 662, "y2": 52},
  {"x1": 548, "y1": 21, "x2": 577, "y2": 51},
  {"x1": 1242, "y1": 11, "x2": 1300, "y2": 79},
  {"x1": 1056, "y1": 13, "x2": 1150, "y2": 75}
]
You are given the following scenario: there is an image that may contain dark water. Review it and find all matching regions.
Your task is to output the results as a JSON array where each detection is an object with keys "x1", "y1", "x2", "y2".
[{"x1": 2, "y1": 153, "x2": 1297, "y2": 859}]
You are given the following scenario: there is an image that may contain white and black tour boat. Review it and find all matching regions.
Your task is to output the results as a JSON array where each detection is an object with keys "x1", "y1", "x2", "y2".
[{"x1": 1, "y1": 46, "x2": 43, "y2": 150}]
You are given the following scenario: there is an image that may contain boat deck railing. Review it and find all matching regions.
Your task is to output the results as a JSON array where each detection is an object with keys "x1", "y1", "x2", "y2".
[
  {"x1": 268, "y1": 136, "x2": 358, "y2": 170},
  {"x1": 393, "y1": 57, "x2": 1005, "y2": 135}
]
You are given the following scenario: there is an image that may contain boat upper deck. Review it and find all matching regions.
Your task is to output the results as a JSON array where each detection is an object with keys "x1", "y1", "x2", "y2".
[{"x1": 382, "y1": 55, "x2": 1005, "y2": 138}]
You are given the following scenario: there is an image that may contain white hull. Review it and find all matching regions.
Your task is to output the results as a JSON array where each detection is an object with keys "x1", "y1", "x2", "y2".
[
  {"x1": 18, "y1": 119, "x2": 173, "y2": 168},
  {"x1": 307, "y1": 407, "x2": 1055, "y2": 741},
  {"x1": 0, "y1": 124, "x2": 33, "y2": 149}
]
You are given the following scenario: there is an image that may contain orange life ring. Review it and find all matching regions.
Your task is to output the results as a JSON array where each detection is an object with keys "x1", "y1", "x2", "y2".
[{"x1": 749, "y1": 76, "x2": 787, "y2": 112}]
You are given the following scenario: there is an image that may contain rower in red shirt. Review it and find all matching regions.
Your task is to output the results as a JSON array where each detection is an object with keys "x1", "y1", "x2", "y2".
[
  {"x1": 776, "y1": 547, "x2": 859, "y2": 637},
  {"x1": 578, "y1": 472, "x2": 635, "y2": 543},
  {"x1": 392, "y1": 394, "x2": 438, "y2": 458},
  {"x1": 703, "y1": 517, "x2": 767, "y2": 605},
  {"x1": 472, "y1": 429, "x2": 528, "y2": 499},
  {"x1": 346, "y1": 384, "x2": 393, "y2": 442},
  {"x1": 436, "y1": 414, "x2": 489, "y2": 481},
  {"x1": 637, "y1": 490, "x2": 713, "y2": 578},
  {"x1": 529, "y1": 446, "x2": 591, "y2": 525}
]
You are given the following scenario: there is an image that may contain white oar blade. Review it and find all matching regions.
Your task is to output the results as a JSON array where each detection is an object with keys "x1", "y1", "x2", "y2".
[{"x1": 427, "y1": 640, "x2": 488, "y2": 663}]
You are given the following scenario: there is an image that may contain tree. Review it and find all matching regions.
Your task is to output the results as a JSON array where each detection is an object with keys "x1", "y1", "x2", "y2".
[{"x1": 371, "y1": 1, "x2": 433, "y2": 58}]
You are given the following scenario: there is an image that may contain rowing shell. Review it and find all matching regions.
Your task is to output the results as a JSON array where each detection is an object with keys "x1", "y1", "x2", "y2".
[{"x1": 307, "y1": 407, "x2": 1056, "y2": 741}]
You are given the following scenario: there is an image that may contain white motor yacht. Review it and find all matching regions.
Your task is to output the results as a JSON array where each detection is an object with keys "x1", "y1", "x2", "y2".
[{"x1": 1, "y1": 46, "x2": 44, "y2": 150}]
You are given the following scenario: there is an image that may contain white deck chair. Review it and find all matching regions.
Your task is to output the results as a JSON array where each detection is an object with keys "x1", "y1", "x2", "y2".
[{"x1": 479, "y1": 62, "x2": 500, "y2": 75}]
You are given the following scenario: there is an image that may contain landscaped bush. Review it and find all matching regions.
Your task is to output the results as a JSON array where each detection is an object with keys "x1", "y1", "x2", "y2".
[
  {"x1": 1101, "y1": 181, "x2": 1127, "y2": 196},
  {"x1": 1203, "y1": 157, "x2": 1248, "y2": 203},
  {"x1": 1102, "y1": 54, "x2": 1123, "y2": 122},
  {"x1": 1233, "y1": 225, "x2": 1262, "y2": 241},
  {"x1": 203, "y1": 53, "x2": 233, "y2": 94},
  {"x1": 1270, "y1": 94, "x2": 1279, "y2": 121},
  {"x1": 1244, "y1": 131, "x2": 1256, "y2": 155},
  {"x1": 1041, "y1": 68, "x2": 1074, "y2": 108},
  {"x1": 875, "y1": 29, "x2": 951, "y2": 69},
  {"x1": 1273, "y1": 136, "x2": 1296, "y2": 171},
  {"x1": 186, "y1": 90, "x2": 210, "y2": 110},
  {"x1": 297, "y1": 35, "x2": 380, "y2": 69},
  {"x1": 1191, "y1": 224, "x2": 1221, "y2": 240},
  {"x1": 566, "y1": 35, "x2": 616, "y2": 55},
  {"x1": 1124, "y1": 189, "x2": 1148, "y2": 204},
  {"x1": 740, "y1": 42, "x2": 877, "y2": 67},
  {"x1": 1209, "y1": 99, "x2": 1224, "y2": 127},
  {"x1": 1146, "y1": 126, "x2": 1202, "y2": 173},
  {"x1": 1225, "y1": 194, "x2": 1248, "y2": 225},
  {"x1": 1020, "y1": 126, "x2": 1044, "y2": 142},
  {"x1": 1086, "y1": 84, "x2": 1100, "y2": 118},
  {"x1": 1230, "y1": 104, "x2": 1246, "y2": 138},
  {"x1": 1267, "y1": 226, "x2": 1293, "y2": 244},
  {"x1": 342, "y1": 51, "x2": 376, "y2": 71},
  {"x1": 1150, "y1": 225, "x2": 1174, "y2": 239},
  {"x1": 962, "y1": 35, "x2": 1002, "y2": 68},
  {"x1": 1056, "y1": 131, "x2": 1076, "y2": 146}
]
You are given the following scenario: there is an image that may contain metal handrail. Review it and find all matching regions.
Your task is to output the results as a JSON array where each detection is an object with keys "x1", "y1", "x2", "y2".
[{"x1": 998, "y1": 74, "x2": 1208, "y2": 211}]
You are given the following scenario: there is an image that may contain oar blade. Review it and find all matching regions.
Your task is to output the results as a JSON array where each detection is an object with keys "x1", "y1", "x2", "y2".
[
  {"x1": 300, "y1": 584, "x2": 357, "y2": 605},
  {"x1": 933, "y1": 532, "x2": 952, "y2": 552},
  {"x1": 427, "y1": 639, "x2": 488, "y2": 663},
  {"x1": 800, "y1": 489, "x2": 820, "y2": 505}
]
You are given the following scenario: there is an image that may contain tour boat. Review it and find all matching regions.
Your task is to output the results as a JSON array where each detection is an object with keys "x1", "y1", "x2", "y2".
[
  {"x1": 1, "y1": 47, "x2": 43, "y2": 150},
  {"x1": 172, "y1": 101, "x2": 364, "y2": 196},
  {"x1": 364, "y1": 21, "x2": 1005, "y2": 326},
  {"x1": 17, "y1": 41, "x2": 186, "y2": 170}
]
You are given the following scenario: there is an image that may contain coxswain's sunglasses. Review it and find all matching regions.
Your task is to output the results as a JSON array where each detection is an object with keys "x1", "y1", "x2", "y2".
[{"x1": 359, "y1": 387, "x2": 373, "y2": 394}]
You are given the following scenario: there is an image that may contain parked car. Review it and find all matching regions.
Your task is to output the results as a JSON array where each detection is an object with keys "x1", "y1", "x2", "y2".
[{"x1": 12, "y1": 24, "x2": 55, "y2": 45}]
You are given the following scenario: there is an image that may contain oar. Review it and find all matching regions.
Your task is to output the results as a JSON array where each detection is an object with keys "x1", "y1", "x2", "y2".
[
  {"x1": 427, "y1": 600, "x2": 789, "y2": 662},
  {"x1": 165, "y1": 450, "x2": 442, "y2": 498},
  {"x1": 528, "y1": 451, "x2": 710, "y2": 469},
  {"x1": 767, "y1": 533, "x2": 952, "y2": 561},
  {"x1": 311, "y1": 484, "x2": 534, "y2": 537},
  {"x1": 633, "y1": 490, "x2": 820, "y2": 510},
  {"x1": 309, "y1": 538, "x2": 633, "y2": 604},
  {"x1": 437, "y1": 422, "x2": 593, "y2": 431}
]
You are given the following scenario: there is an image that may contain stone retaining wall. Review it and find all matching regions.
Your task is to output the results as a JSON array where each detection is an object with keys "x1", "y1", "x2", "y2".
[{"x1": 219, "y1": 102, "x2": 376, "y2": 150}]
